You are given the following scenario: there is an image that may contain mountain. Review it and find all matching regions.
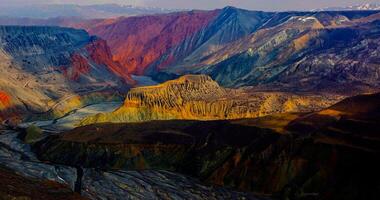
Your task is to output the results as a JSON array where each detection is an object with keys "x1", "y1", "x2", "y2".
[
  {"x1": 82, "y1": 7, "x2": 275, "y2": 77},
  {"x1": 85, "y1": 10, "x2": 220, "y2": 75},
  {"x1": 314, "y1": 3, "x2": 380, "y2": 11},
  {"x1": 0, "y1": 26, "x2": 133, "y2": 122},
  {"x1": 35, "y1": 92, "x2": 380, "y2": 200},
  {"x1": 193, "y1": 12, "x2": 380, "y2": 92},
  {"x1": 0, "y1": 4, "x2": 177, "y2": 19},
  {"x1": 80, "y1": 74, "x2": 341, "y2": 125}
]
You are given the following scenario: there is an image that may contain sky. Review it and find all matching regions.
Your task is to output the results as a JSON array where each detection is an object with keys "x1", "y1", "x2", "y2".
[{"x1": 1, "y1": 0, "x2": 379, "y2": 11}]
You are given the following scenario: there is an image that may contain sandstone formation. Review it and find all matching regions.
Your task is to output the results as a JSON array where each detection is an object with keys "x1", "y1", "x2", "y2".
[{"x1": 80, "y1": 75, "x2": 341, "y2": 125}]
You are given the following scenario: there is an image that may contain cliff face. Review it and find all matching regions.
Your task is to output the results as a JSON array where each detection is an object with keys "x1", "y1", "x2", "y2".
[
  {"x1": 0, "y1": 26, "x2": 131, "y2": 121},
  {"x1": 80, "y1": 75, "x2": 341, "y2": 125},
  {"x1": 35, "y1": 93, "x2": 380, "y2": 200}
]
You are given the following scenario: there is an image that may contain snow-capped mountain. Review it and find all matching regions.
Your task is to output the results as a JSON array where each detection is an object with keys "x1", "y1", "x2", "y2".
[{"x1": 314, "y1": 3, "x2": 380, "y2": 11}]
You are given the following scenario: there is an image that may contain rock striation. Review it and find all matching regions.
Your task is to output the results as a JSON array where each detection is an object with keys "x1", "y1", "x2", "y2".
[{"x1": 80, "y1": 75, "x2": 341, "y2": 125}]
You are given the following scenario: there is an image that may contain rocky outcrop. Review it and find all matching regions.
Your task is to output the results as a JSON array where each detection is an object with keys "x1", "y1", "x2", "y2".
[{"x1": 80, "y1": 75, "x2": 341, "y2": 125}]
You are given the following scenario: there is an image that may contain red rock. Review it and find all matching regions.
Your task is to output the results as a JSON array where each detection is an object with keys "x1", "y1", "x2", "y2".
[
  {"x1": 69, "y1": 53, "x2": 91, "y2": 81},
  {"x1": 85, "y1": 39, "x2": 136, "y2": 85},
  {"x1": 0, "y1": 91, "x2": 11, "y2": 108},
  {"x1": 86, "y1": 10, "x2": 219, "y2": 75}
]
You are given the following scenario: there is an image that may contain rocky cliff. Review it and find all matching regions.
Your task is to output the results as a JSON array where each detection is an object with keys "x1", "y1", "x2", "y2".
[{"x1": 80, "y1": 75, "x2": 341, "y2": 125}]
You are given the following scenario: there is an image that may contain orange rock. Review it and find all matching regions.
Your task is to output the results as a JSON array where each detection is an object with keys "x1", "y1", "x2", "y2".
[{"x1": 0, "y1": 91, "x2": 11, "y2": 108}]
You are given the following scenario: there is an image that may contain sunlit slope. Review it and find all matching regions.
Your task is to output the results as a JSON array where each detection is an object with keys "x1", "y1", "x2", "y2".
[{"x1": 80, "y1": 75, "x2": 340, "y2": 125}]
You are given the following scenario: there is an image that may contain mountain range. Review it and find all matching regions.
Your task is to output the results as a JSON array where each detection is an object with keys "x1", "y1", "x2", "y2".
[
  {"x1": 0, "y1": 4, "x2": 177, "y2": 19},
  {"x1": 2, "y1": 7, "x2": 379, "y2": 93},
  {"x1": 314, "y1": 3, "x2": 380, "y2": 11},
  {"x1": 80, "y1": 8, "x2": 380, "y2": 93}
]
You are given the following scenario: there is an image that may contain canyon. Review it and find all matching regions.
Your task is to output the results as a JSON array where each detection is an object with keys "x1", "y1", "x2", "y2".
[{"x1": 0, "y1": 5, "x2": 379, "y2": 200}]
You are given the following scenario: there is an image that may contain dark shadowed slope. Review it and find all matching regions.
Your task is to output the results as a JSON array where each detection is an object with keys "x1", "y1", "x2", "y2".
[{"x1": 0, "y1": 166, "x2": 85, "y2": 200}]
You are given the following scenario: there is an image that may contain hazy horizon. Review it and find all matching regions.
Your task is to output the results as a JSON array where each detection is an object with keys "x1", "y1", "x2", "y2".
[{"x1": 0, "y1": 0, "x2": 379, "y2": 11}]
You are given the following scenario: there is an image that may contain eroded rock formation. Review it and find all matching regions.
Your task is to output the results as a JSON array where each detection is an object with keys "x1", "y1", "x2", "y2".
[{"x1": 80, "y1": 75, "x2": 341, "y2": 125}]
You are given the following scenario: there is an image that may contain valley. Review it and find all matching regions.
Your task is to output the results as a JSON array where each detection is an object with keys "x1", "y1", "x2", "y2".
[{"x1": 0, "y1": 4, "x2": 379, "y2": 200}]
